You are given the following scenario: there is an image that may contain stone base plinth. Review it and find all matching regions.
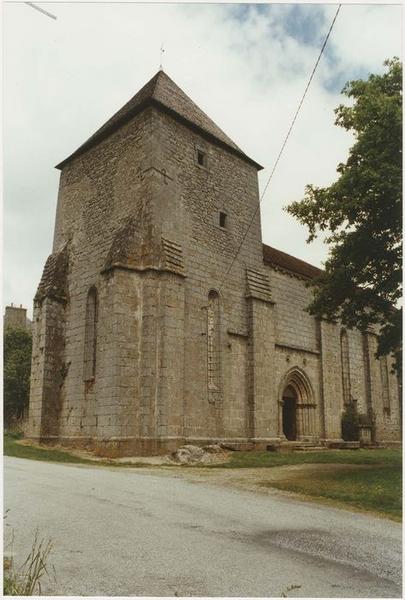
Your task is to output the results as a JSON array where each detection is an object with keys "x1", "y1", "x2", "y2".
[{"x1": 24, "y1": 435, "x2": 285, "y2": 457}]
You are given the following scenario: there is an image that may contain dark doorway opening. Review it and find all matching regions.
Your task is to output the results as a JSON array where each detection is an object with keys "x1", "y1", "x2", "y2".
[{"x1": 282, "y1": 385, "x2": 297, "y2": 441}]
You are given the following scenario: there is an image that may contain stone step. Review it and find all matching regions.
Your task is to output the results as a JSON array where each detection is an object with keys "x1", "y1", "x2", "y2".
[
  {"x1": 293, "y1": 447, "x2": 326, "y2": 452},
  {"x1": 278, "y1": 442, "x2": 324, "y2": 453},
  {"x1": 326, "y1": 441, "x2": 360, "y2": 450}
]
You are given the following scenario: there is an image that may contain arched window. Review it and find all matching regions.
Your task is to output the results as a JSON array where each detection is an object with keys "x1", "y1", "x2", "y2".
[
  {"x1": 380, "y1": 356, "x2": 390, "y2": 415},
  {"x1": 83, "y1": 287, "x2": 98, "y2": 381},
  {"x1": 340, "y1": 329, "x2": 351, "y2": 405},
  {"x1": 207, "y1": 290, "x2": 220, "y2": 396}
]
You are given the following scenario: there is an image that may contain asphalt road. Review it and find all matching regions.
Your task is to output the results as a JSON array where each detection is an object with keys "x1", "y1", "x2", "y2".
[{"x1": 3, "y1": 456, "x2": 402, "y2": 597}]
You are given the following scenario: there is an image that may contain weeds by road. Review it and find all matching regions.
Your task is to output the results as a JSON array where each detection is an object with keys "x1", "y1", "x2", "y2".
[{"x1": 3, "y1": 529, "x2": 53, "y2": 596}]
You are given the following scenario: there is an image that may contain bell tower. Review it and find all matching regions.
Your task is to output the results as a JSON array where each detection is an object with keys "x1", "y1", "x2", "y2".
[{"x1": 26, "y1": 70, "x2": 276, "y2": 455}]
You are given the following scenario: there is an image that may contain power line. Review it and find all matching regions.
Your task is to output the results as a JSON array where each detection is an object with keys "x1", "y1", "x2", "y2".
[
  {"x1": 219, "y1": 4, "x2": 341, "y2": 292},
  {"x1": 25, "y1": 2, "x2": 57, "y2": 20}
]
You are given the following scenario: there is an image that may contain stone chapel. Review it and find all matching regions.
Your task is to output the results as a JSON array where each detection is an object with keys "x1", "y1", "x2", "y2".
[{"x1": 26, "y1": 70, "x2": 401, "y2": 456}]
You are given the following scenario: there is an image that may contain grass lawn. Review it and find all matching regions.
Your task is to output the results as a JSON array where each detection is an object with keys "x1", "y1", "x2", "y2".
[
  {"x1": 4, "y1": 432, "x2": 96, "y2": 465},
  {"x1": 3, "y1": 433, "x2": 147, "y2": 467},
  {"x1": 219, "y1": 448, "x2": 402, "y2": 468},
  {"x1": 266, "y1": 464, "x2": 402, "y2": 520},
  {"x1": 215, "y1": 448, "x2": 402, "y2": 520}
]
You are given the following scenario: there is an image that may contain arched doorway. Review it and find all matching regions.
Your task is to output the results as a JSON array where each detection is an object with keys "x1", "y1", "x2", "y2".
[
  {"x1": 282, "y1": 385, "x2": 297, "y2": 441},
  {"x1": 278, "y1": 367, "x2": 318, "y2": 442}
]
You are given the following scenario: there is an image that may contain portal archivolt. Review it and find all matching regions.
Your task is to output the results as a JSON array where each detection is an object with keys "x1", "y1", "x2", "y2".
[{"x1": 279, "y1": 367, "x2": 317, "y2": 441}]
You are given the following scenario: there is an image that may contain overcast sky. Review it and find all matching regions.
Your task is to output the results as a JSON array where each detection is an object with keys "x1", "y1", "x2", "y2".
[{"x1": 3, "y1": 1, "x2": 402, "y2": 317}]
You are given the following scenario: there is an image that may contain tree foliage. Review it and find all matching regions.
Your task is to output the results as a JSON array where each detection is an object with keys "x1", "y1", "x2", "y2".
[
  {"x1": 4, "y1": 327, "x2": 32, "y2": 426},
  {"x1": 287, "y1": 58, "x2": 402, "y2": 371}
]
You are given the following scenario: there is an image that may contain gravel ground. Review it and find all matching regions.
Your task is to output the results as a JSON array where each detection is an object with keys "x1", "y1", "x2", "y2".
[{"x1": 4, "y1": 456, "x2": 402, "y2": 597}]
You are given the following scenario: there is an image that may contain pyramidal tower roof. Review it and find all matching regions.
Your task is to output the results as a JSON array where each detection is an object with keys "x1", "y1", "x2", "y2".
[{"x1": 56, "y1": 70, "x2": 263, "y2": 170}]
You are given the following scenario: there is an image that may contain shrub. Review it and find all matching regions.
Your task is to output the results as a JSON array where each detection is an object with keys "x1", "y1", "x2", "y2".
[{"x1": 341, "y1": 400, "x2": 360, "y2": 441}]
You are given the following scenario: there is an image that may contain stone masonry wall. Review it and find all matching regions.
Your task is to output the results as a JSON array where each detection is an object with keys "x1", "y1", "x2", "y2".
[
  {"x1": 29, "y1": 92, "x2": 401, "y2": 453},
  {"x1": 269, "y1": 268, "x2": 318, "y2": 352},
  {"x1": 262, "y1": 265, "x2": 400, "y2": 444},
  {"x1": 47, "y1": 108, "x2": 156, "y2": 447},
  {"x1": 149, "y1": 107, "x2": 265, "y2": 443},
  {"x1": 365, "y1": 333, "x2": 401, "y2": 444},
  {"x1": 31, "y1": 101, "x2": 268, "y2": 452},
  {"x1": 264, "y1": 266, "x2": 324, "y2": 438}
]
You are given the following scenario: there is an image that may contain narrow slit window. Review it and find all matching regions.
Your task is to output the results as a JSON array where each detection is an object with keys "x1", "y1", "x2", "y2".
[
  {"x1": 83, "y1": 287, "x2": 98, "y2": 382},
  {"x1": 340, "y1": 329, "x2": 351, "y2": 405},
  {"x1": 197, "y1": 150, "x2": 206, "y2": 167},
  {"x1": 207, "y1": 289, "x2": 220, "y2": 394},
  {"x1": 380, "y1": 356, "x2": 390, "y2": 415},
  {"x1": 219, "y1": 211, "x2": 227, "y2": 228}
]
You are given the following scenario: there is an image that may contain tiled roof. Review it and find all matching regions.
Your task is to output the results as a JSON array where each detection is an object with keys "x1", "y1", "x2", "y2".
[
  {"x1": 263, "y1": 243, "x2": 323, "y2": 280},
  {"x1": 56, "y1": 70, "x2": 262, "y2": 170}
]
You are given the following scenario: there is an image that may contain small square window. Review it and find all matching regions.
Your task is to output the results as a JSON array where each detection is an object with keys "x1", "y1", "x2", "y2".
[
  {"x1": 219, "y1": 211, "x2": 227, "y2": 228},
  {"x1": 197, "y1": 150, "x2": 206, "y2": 167}
]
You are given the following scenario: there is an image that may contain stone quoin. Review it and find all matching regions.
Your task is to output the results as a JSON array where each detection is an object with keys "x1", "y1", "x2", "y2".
[{"x1": 25, "y1": 71, "x2": 401, "y2": 456}]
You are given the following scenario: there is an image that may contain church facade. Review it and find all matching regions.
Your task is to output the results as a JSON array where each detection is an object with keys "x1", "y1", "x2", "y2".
[{"x1": 26, "y1": 71, "x2": 401, "y2": 456}]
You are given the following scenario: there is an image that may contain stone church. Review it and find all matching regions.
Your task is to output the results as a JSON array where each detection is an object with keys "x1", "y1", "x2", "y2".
[{"x1": 26, "y1": 71, "x2": 401, "y2": 456}]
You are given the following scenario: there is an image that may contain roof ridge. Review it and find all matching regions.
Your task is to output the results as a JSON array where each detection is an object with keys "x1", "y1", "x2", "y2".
[
  {"x1": 151, "y1": 69, "x2": 163, "y2": 95},
  {"x1": 262, "y1": 243, "x2": 323, "y2": 280},
  {"x1": 152, "y1": 70, "x2": 244, "y2": 152},
  {"x1": 55, "y1": 70, "x2": 263, "y2": 170}
]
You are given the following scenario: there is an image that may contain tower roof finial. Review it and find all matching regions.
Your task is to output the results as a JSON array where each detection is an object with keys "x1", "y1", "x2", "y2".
[{"x1": 159, "y1": 43, "x2": 165, "y2": 71}]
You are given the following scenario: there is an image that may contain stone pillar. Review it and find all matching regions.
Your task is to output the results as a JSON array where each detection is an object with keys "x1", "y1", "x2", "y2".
[
  {"x1": 315, "y1": 320, "x2": 327, "y2": 440},
  {"x1": 362, "y1": 332, "x2": 374, "y2": 432},
  {"x1": 137, "y1": 271, "x2": 160, "y2": 445},
  {"x1": 364, "y1": 331, "x2": 388, "y2": 444},
  {"x1": 318, "y1": 320, "x2": 344, "y2": 442},
  {"x1": 93, "y1": 268, "x2": 143, "y2": 455},
  {"x1": 246, "y1": 268, "x2": 278, "y2": 446},
  {"x1": 25, "y1": 304, "x2": 46, "y2": 439},
  {"x1": 25, "y1": 298, "x2": 66, "y2": 441},
  {"x1": 40, "y1": 299, "x2": 66, "y2": 439},
  {"x1": 156, "y1": 272, "x2": 186, "y2": 447},
  {"x1": 362, "y1": 331, "x2": 401, "y2": 445},
  {"x1": 25, "y1": 245, "x2": 69, "y2": 442}
]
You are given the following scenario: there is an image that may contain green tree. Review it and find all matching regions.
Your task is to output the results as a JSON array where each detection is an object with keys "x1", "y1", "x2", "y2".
[
  {"x1": 287, "y1": 58, "x2": 402, "y2": 371},
  {"x1": 4, "y1": 327, "x2": 32, "y2": 426}
]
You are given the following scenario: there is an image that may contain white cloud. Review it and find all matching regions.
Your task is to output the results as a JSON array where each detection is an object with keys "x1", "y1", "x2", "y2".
[
  {"x1": 3, "y1": 2, "x2": 402, "y2": 316},
  {"x1": 330, "y1": 4, "x2": 402, "y2": 71}
]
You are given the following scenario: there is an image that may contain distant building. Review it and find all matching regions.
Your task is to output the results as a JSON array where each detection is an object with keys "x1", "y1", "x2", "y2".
[
  {"x1": 26, "y1": 71, "x2": 401, "y2": 456},
  {"x1": 3, "y1": 304, "x2": 31, "y2": 332}
]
